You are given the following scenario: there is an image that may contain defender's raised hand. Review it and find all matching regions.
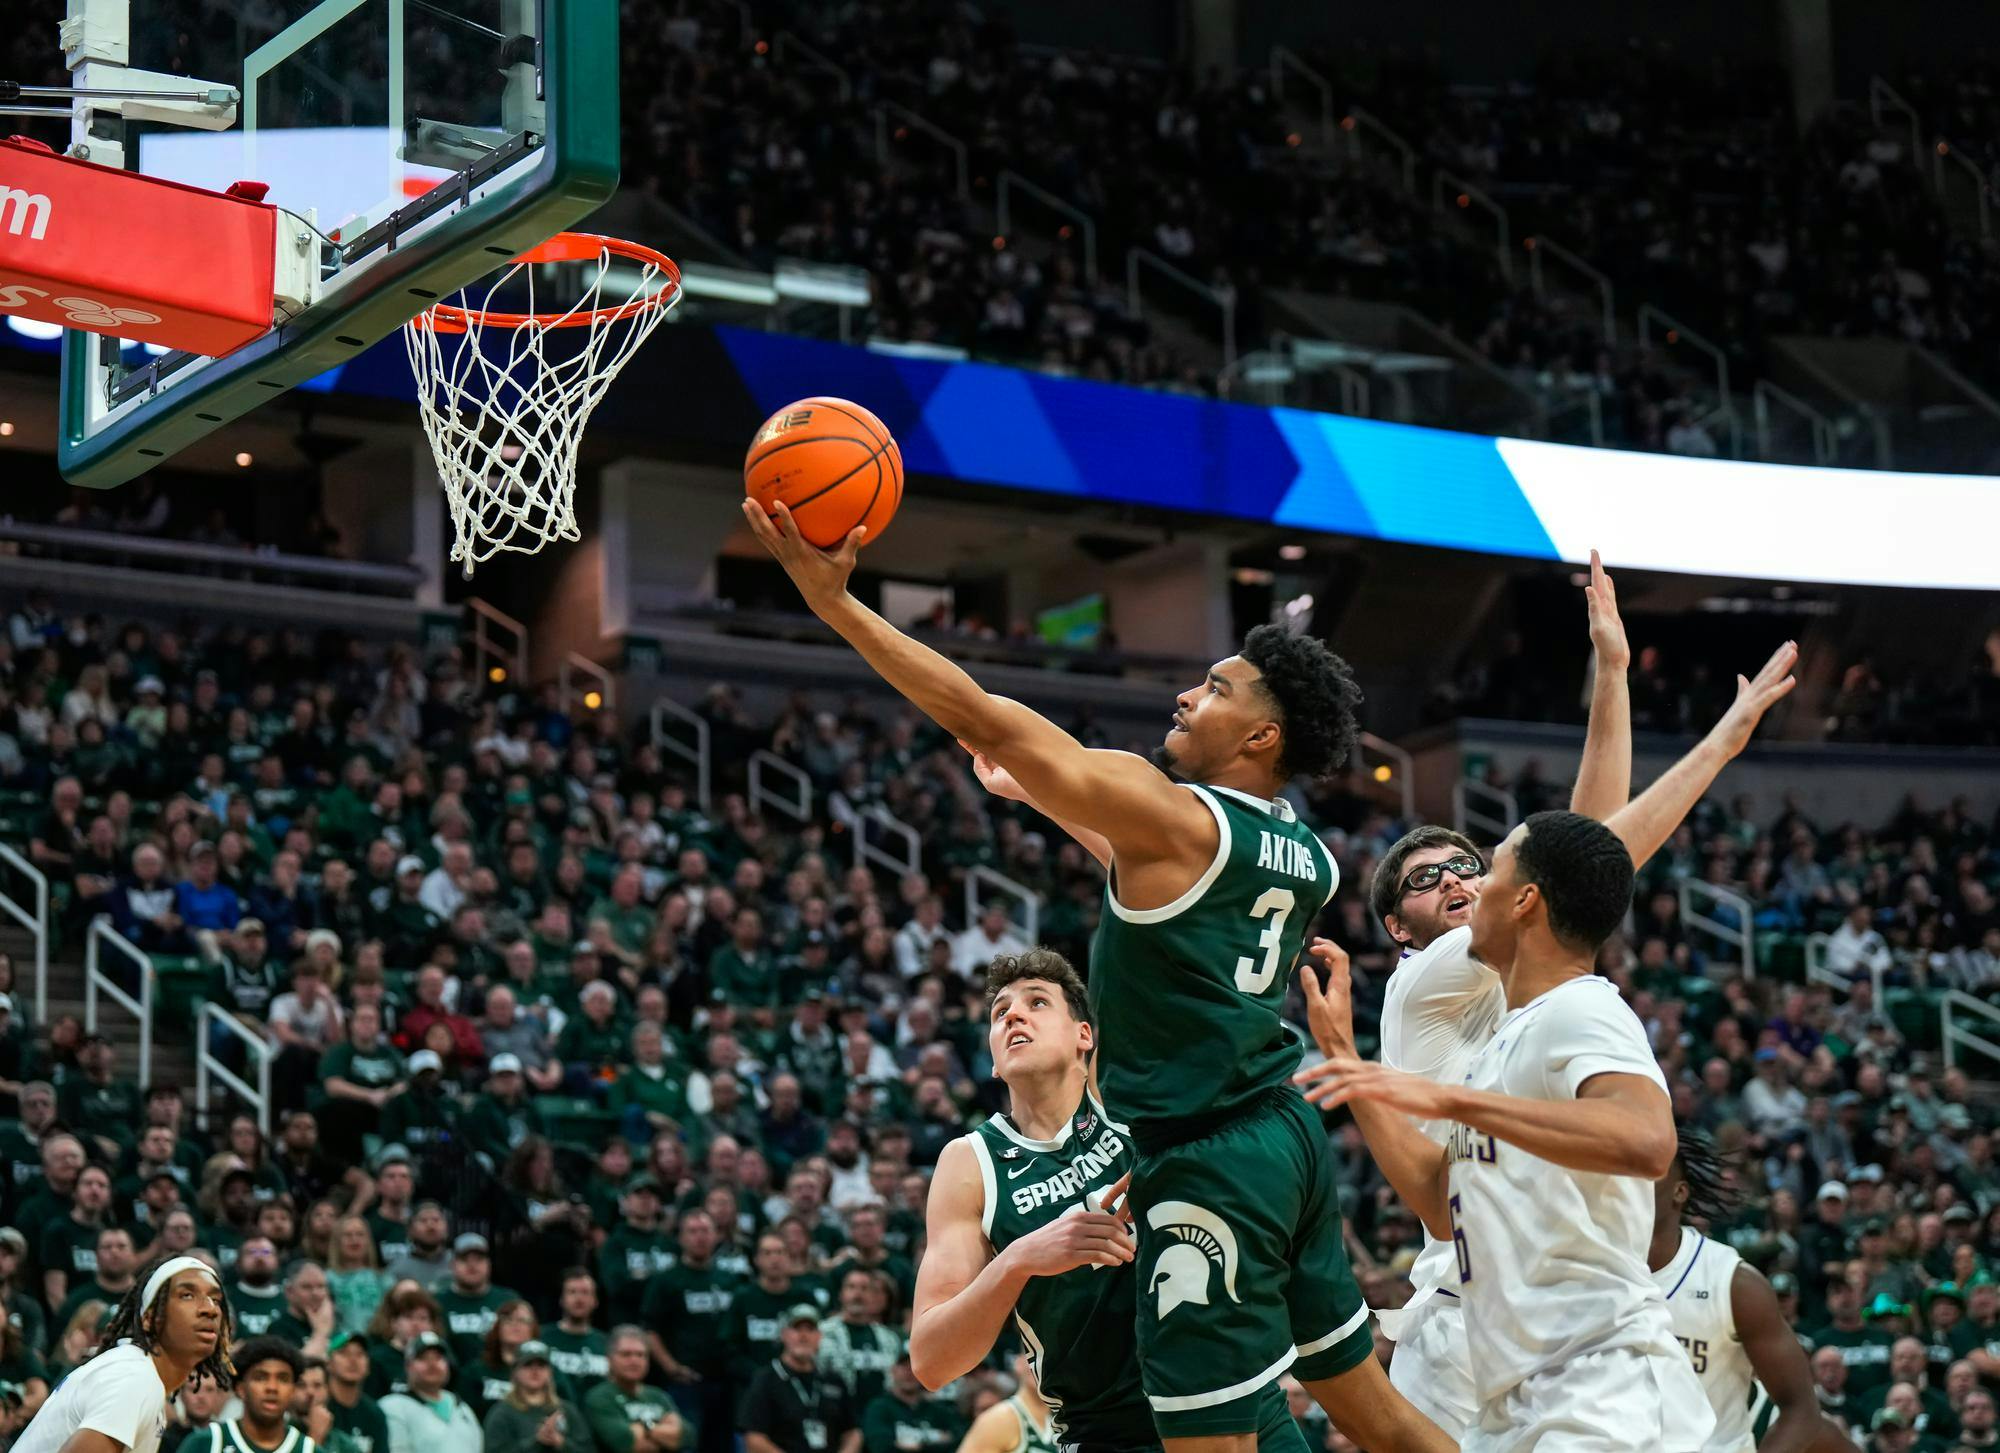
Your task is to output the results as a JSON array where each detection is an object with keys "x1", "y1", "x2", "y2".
[
  {"x1": 740, "y1": 497, "x2": 865, "y2": 615},
  {"x1": 1711, "y1": 640, "x2": 1800, "y2": 759},
  {"x1": 1585, "y1": 549, "x2": 1629, "y2": 673}
]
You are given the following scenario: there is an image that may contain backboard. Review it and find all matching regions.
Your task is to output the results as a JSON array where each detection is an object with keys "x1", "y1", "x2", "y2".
[{"x1": 54, "y1": 0, "x2": 618, "y2": 488}]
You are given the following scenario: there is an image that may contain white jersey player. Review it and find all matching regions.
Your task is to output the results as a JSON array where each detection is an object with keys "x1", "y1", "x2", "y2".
[
  {"x1": 1297, "y1": 811, "x2": 1725, "y2": 1451},
  {"x1": 12, "y1": 1257, "x2": 229, "y2": 1453},
  {"x1": 1649, "y1": 1129, "x2": 1859, "y2": 1453}
]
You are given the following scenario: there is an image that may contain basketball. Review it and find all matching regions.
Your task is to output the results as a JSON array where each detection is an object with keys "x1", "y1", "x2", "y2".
[{"x1": 743, "y1": 396, "x2": 904, "y2": 549}]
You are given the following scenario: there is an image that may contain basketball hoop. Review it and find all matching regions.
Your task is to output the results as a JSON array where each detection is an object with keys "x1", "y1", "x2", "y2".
[{"x1": 404, "y1": 232, "x2": 681, "y2": 574}]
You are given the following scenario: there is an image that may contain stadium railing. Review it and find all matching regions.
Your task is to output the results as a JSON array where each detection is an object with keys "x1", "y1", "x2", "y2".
[
  {"x1": 84, "y1": 917, "x2": 155, "y2": 1086},
  {"x1": 0, "y1": 841, "x2": 49, "y2": 1020},
  {"x1": 196, "y1": 999, "x2": 275, "y2": 1135}
]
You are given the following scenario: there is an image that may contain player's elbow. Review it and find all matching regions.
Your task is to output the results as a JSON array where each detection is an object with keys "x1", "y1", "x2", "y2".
[
  {"x1": 1624, "y1": 1118, "x2": 1677, "y2": 1179},
  {"x1": 907, "y1": 1339, "x2": 958, "y2": 1392}
]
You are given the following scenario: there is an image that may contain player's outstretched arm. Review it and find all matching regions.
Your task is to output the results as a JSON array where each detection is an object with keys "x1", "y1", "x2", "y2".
[
  {"x1": 743, "y1": 500, "x2": 1204, "y2": 858},
  {"x1": 909, "y1": 1140, "x2": 1133, "y2": 1389},
  {"x1": 1732, "y1": 1265, "x2": 1861, "y2": 1453},
  {"x1": 1295, "y1": 952, "x2": 1452, "y2": 1237},
  {"x1": 1601, "y1": 639, "x2": 1798, "y2": 869},
  {"x1": 1570, "y1": 549, "x2": 1632, "y2": 821}
]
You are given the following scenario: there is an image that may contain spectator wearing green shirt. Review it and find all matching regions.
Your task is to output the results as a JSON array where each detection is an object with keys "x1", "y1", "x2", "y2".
[
  {"x1": 822, "y1": 1208, "x2": 915, "y2": 1320},
  {"x1": 641, "y1": 1210, "x2": 739, "y2": 1448},
  {"x1": 542, "y1": 1269, "x2": 610, "y2": 1394},
  {"x1": 481, "y1": 1341, "x2": 591, "y2": 1453},
  {"x1": 583, "y1": 1328, "x2": 685, "y2": 1453},
  {"x1": 859, "y1": 1354, "x2": 963, "y2": 1453},
  {"x1": 559, "y1": 983, "x2": 629, "y2": 1097},
  {"x1": 379, "y1": 1051, "x2": 460, "y2": 1150},
  {"x1": 39, "y1": 1161, "x2": 114, "y2": 1308},
  {"x1": 57, "y1": 1035, "x2": 140, "y2": 1161},
  {"x1": 726, "y1": 1232, "x2": 825, "y2": 1384},
  {"x1": 707, "y1": 910, "x2": 778, "y2": 1007},
  {"x1": 598, "y1": 1178, "x2": 674, "y2": 1325},
  {"x1": 227, "y1": 1236, "x2": 289, "y2": 1338},
  {"x1": 815, "y1": 1271, "x2": 903, "y2": 1412},
  {"x1": 464, "y1": 1056, "x2": 547, "y2": 1169},
  {"x1": 327, "y1": 1217, "x2": 394, "y2": 1336},
  {"x1": 51, "y1": 1227, "x2": 136, "y2": 1336},
  {"x1": 435, "y1": 1234, "x2": 522, "y2": 1364},
  {"x1": 608, "y1": 1024, "x2": 691, "y2": 1145},
  {"x1": 325, "y1": 1331, "x2": 393, "y2": 1453},
  {"x1": 588, "y1": 868, "x2": 655, "y2": 969}
]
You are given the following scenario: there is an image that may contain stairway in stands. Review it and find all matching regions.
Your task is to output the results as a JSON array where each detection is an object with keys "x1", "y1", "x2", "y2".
[{"x1": 4, "y1": 920, "x2": 198, "y2": 1108}]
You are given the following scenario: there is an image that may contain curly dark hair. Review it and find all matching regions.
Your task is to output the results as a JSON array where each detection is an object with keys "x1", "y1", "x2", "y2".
[
  {"x1": 985, "y1": 948, "x2": 1090, "y2": 1025},
  {"x1": 1671, "y1": 1125, "x2": 1736, "y2": 1225},
  {"x1": 94, "y1": 1256, "x2": 235, "y2": 1388},
  {"x1": 231, "y1": 1335, "x2": 302, "y2": 1380},
  {"x1": 1238, "y1": 624, "x2": 1363, "y2": 783},
  {"x1": 1511, "y1": 810, "x2": 1634, "y2": 952}
]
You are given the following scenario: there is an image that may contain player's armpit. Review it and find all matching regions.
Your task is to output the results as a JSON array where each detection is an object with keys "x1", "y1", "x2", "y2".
[
  {"x1": 909, "y1": 1138, "x2": 1014, "y2": 1390},
  {"x1": 1731, "y1": 1265, "x2": 1860, "y2": 1453},
  {"x1": 964, "y1": 699, "x2": 1210, "y2": 861}
]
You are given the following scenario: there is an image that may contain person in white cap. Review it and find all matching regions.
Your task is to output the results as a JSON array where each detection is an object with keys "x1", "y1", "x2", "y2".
[
  {"x1": 10, "y1": 1254, "x2": 231, "y2": 1453},
  {"x1": 464, "y1": 1055, "x2": 548, "y2": 1169},
  {"x1": 380, "y1": 1050, "x2": 461, "y2": 1150}
]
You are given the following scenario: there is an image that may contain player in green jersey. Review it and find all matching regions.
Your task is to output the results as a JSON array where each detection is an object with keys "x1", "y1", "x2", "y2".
[
  {"x1": 955, "y1": 1357, "x2": 1057, "y2": 1453},
  {"x1": 911, "y1": 951, "x2": 1305, "y2": 1453},
  {"x1": 746, "y1": 499, "x2": 1447, "y2": 1453}
]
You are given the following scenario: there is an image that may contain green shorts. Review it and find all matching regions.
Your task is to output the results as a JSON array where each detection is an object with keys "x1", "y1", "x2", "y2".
[{"x1": 1130, "y1": 1088, "x2": 1374, "y2": 1438}]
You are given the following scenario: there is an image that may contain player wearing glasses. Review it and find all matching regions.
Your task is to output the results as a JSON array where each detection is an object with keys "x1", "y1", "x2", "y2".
[{"x1": 1360, "y1": 555, "x2": 1798, "y2": 1436}]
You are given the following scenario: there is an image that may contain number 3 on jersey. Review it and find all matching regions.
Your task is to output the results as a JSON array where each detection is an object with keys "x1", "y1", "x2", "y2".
[{"x1": 1234, "y1": 888, "x2": 1295, "y2": 993}]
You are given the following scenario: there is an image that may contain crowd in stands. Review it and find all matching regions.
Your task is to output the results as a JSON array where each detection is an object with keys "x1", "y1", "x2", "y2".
[{"x1": 0, "y1": 597, "x2": 1996, "y2": 1453}]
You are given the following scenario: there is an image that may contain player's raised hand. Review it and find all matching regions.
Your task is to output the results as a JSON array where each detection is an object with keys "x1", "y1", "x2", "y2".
[
  {"x1": 1298, "y1": 942, "x2": 1357, "y2": 1059},
  {"x1": 959, "y1": 738, "x2": 1030, "y2": 803},
  {"x1": 740, "y1": 497, "x2": 864, "y2": 614},
  {"x1": 1293, "y1": 1057, "x2": 1457, "y2": 1119},
  {"x1": 1003, "y1": 1206, "x2": 1136, "y2": 1276},
  {"x1": 1584, "y1": 548, "x2": 1629, "y2": 672},
  {"x1": 1710, "y1": 640, "x2": 1799, "y2": 759}
]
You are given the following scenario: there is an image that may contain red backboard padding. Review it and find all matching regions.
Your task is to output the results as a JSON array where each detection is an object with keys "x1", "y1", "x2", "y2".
[{"x1": 0, "y1": 137, "x2": 276, "y2": 357}]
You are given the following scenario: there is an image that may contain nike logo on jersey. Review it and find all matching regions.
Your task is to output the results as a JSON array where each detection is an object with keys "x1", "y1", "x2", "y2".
[
  {"x1": 1255, "y1": 830, "x2": 1318, "y2": 882},
  {"x1": 1007, "y1": 1163, "x2": 1035, "y2": 1179},
  {"x1": 1006, "y1": 1131, "x2": 1126, "y2": 1215}
]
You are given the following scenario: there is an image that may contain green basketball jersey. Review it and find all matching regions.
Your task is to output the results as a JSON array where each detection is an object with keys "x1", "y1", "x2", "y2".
[
  {"x1": 964, "y1": 1100, "x2": 1154, "y2": 1449},
  {"x1": 1089, "y1": 784, "x2": 1337, "y2": 1139},
  {"x1": 1003, "y1": 1396, "x2": 1059, "y2": 1453}
]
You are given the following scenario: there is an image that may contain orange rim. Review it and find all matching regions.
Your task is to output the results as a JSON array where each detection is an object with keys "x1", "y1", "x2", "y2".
[{"x1": 416, "y1": 233, "x2": 681, "y2": 333}]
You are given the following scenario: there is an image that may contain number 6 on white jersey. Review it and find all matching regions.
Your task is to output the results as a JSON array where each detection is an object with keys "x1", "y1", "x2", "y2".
[{"x1": 1234, "y1": 887, "x2": 1295, "y2": 993}]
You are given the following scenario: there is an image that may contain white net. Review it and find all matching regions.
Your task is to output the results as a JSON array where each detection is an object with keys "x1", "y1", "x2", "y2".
[{"x1": 403, "y1": 237, "x2": 679, "y2": 574}]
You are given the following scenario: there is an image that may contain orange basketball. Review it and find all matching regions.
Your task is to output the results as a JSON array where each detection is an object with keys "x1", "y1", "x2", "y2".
[{"x1": 744, "y1": 396, "x2": 903, "y2": 549}]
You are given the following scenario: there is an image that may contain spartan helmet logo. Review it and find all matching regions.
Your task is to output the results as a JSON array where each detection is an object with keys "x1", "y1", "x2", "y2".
[{"x1": 1146, "y1": 1201, "x2": 1241, "y2": 1320}]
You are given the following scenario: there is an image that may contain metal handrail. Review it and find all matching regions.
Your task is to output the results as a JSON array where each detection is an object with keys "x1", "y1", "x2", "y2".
[
  {"x1": 1637, "y1": 304, "x2": 1733, "y2": 412},
  {"x1": 839, "y1": 804, "x2": 921, "y2": 878},
  {"x1": 1942, "y1": 989, "x2": 2000, "y2": 1074},
  {"x1": 0, "y1": 843, "x2": 48, "y2": 1020},
  {"x1": 1128, "y1": 248, "x2": 1237, "y2": 370},
  {"x1": 995, "y1": 170, "x2": 1098, "y2": 284},
  {"x1": 1934, "y1": 141, "x2": 1994, "y2": 241},
  {"x1": 1342, "y1": 106, "x2": 1417, "y2": 193},
  {"x1": 85, "y1": 918, "x2": 154, "y2": 1086},
  {"x1": 874, "y1": 102, "x2": 969, "y2": 201},
  {"x1": 649, "y1": 698, "x2": 712, "y2": 814},
  {"x1": 1268, "y1": 46, "x2": 1335, "y2": 147},
  {"x1": 1358, "y1": 732, "x2": 1415, "y2": 825},
  {"x1": 196, "y1": 1000, "x2": 274, "y2": 1134},
  {"x1": 1752, "y1": 379, "x2": 1837, "y2": 464},
  {"x1": 467, "y1": 598, "x2": 528, "y2": 686},
  {"x1": 558, "y1": 651, "x2": 614, "y2": 716},
  {"x1": 747, "y1": 750, "x2": 812, "y2": 823},
  {"x1": 1868, "y1": 77, "x2": 1925, "y2": 173},
  {"x1": 1680, "y1": 880, "x2": 1755, "y2": 979},
  {"x1": 1433, "y1": 170, "x2": 1512, "y2": 282},
  {"x1": 1450, "y1": 778, "x2": 1518, "y2": 843},
  {"x1": 1804, "y1": 931, "x2": 1888, "y2": 1003},
  {"x1": 771, "y1": 30, "x2": 852, "y2": 102},
  {"x1": 966, "y1": 864, "x2": 1039, "y2": 945},
  {"x1": 1525, "y1": 235, "x2": 1616, "y2": 345}
]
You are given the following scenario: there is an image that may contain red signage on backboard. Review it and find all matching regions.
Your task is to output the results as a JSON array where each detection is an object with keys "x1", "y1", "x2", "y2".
[{"x1": 0, "y1": 137, "x2": 275, "y2": 357}]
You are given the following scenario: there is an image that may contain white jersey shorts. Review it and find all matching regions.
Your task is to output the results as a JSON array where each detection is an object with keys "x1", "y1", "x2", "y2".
[
  {"x1": 1386, "y1": 1293, "x2": 1477, "y2": 1440},
  {"x1": 1464, "y1": 1345, "x2": 1715, "y2": 1453}
]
